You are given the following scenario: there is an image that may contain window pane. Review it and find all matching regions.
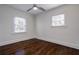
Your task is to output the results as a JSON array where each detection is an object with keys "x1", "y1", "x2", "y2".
[
  {"x1": 14, "y1": 17, "x2": 26, "y2": 33},
  {"x1": 52, "y1": 14, "x2": 64, "y2": 26}
]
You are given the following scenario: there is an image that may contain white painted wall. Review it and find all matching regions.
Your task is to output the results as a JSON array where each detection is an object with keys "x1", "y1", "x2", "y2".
[
  {"x1": 0, "y1": 5, "x2": 35, "y2": 46},
  {"x1": 36, "y1": 5, "x2": 79, "y2": 49}
]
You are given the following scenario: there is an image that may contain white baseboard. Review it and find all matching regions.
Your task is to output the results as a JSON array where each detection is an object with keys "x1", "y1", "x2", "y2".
[
  {"x1": 0, "y1": 36, "x2": 79, "y2": 50},
  {"x1": 0, "y1": 37, "x2": 34, "y2": 46},
  {"x1": 36, "y1": 36, "x2": 79, "y2": 49}
]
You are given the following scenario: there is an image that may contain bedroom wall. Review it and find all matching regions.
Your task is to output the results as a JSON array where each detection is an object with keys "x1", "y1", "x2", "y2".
[
  {"x1": 36, "y1": 5, "x2": 79, "y2": 49},
  {"x1": 0, "y1": 5, "x2": 35, "y2": 46}
]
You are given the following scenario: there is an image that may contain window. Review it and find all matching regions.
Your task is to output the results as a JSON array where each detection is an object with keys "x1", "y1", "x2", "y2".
[
  {"x1": 14, "y1": 17, "x2": 26, "y2": 33},
  {"x1": 52, "y1": 14, "x2": 64, "y2": 26}
]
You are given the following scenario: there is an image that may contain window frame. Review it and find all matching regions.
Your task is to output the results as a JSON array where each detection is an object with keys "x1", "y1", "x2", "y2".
[
  {"x1": 52, "y1": 14, "x2": 65, "y2": 27},
  {"x1": 14, "y1": 17, "x2": 26, "y2": 33}
]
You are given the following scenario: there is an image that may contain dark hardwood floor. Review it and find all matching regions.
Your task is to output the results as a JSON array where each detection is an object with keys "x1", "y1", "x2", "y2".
[{"x1": 0, "y1": 38, "x2": 79, "y2": 55}]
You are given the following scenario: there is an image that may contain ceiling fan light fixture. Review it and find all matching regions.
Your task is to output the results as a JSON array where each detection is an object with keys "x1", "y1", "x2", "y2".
[
  {"x1": 27, "y1": 4, "x2": 45, "y2": 12},
  {"x1": 33, "y1": 7, "x2": 38, "y2": 10}
]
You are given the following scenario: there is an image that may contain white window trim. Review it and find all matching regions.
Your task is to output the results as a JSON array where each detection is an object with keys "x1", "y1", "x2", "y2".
[
  {"x1": 14, "y1": 17, "x2": 26, "y2": 33},
  {"x1": 52, "y1": 14, "x2": 65, "y2": 27}
]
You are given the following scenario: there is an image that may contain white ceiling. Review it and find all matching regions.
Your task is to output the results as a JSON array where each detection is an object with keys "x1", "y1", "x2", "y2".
[{"x1": 8, "y1": 4, "x2": 62, "y2": 14}]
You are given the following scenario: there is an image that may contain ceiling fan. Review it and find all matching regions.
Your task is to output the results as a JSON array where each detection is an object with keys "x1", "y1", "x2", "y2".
[{"x1": 27, "y1": 4, "x2": 46, "y2": 12}]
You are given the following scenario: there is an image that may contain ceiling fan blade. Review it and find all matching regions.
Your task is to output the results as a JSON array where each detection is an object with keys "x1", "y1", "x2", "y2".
[
  {"x1": 37, "y1": 6, "x2": 46, "y2": 11},
  {"x1": 27, "y1": 7, "x2": 33, "y2": 12},
  {"x1": 27, "y1": 4, "x2": 36, "y2": 12}
]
